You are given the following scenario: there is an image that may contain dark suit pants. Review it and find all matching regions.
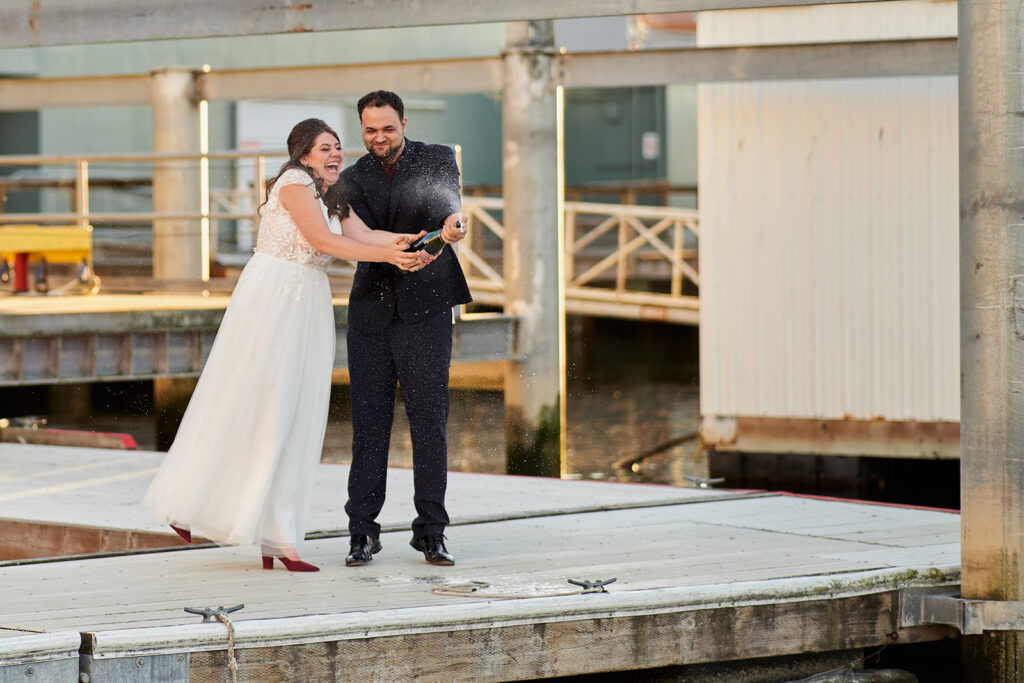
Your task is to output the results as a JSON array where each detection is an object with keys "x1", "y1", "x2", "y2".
[{"x1": 345, "y1": 310, "x2": 453, "y2": 539}]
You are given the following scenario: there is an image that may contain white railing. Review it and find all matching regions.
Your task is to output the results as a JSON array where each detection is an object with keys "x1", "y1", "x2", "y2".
[
  {"x1": 461, "y1": 197, "x2": 700, "y2": 324},
  {"x1": 0, "y1": 151, "x2": 699, "y2": 323},
  {"x1": 0, "y1": 150, "x2": 278, "y2": 228}
]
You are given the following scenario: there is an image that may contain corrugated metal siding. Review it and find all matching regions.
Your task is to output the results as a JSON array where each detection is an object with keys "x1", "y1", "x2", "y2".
[{"x1": 697, "y1": 1, "x2": 959, "y2": 422}]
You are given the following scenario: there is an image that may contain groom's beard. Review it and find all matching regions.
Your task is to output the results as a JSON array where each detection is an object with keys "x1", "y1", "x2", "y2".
[{"x1": 370, "y1": 138, "x2": 405, "y2": 164}]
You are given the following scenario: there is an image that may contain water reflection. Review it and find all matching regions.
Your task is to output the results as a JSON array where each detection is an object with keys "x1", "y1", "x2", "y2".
[{"x1": 320, "y1": 318, "x2": 703, "y2": 485}]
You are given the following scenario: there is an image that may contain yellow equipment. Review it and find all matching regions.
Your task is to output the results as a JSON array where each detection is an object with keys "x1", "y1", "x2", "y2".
[{"x1": 0, "y1": 224, "x2": 100, "y2": 294}]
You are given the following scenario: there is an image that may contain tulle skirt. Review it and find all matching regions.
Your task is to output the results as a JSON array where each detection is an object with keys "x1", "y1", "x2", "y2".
[{"x1": 144, "y1": 251, "x2": 335, "y2": 555}]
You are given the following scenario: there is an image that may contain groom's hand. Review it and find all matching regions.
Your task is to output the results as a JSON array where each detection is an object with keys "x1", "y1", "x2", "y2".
[{"x1": 441, "y1": 213, "x2": 468, "y2": 244}]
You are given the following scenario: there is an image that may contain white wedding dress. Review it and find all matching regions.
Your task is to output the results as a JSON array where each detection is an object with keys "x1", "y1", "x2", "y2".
[{"x1": 144, "y1": 169, "x2": 340, "y2": 555}]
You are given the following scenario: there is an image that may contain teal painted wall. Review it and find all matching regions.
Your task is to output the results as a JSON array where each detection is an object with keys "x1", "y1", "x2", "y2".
[
  {"x1": 564, "y1": 87, "x2": 666, "y2": 185},
  {"x1": 0, "y1": 111, "x2": 40, "y2": 212},
  {"x1": 0, "y1": 21, "x2": 687, "y2": 205},
  {"x1": 0, "y1": 24, "x2": 507, "y2": 183}
]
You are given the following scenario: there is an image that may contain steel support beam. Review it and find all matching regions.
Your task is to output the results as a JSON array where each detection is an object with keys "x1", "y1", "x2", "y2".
[
  {"x1": 1, "y1": 0, "x2": 897, "y2": 49},
  {"x1": 0, "y1": 38, "x2": 957, "y2": 112},
  {"x1": 901, "y1": 587, "x2": 1024, "y2": 637},
  {"x1": 958, "y1": 0, "x2": 1024, "y2": 679}
]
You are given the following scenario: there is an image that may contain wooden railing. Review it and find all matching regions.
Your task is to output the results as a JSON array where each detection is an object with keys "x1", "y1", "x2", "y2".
[
  {"x1": 464, "y1": 182, "x2": 698, "y2": 207},
  {"x1": 461, "y1": 197, "x2": 699, "y2": 325}
]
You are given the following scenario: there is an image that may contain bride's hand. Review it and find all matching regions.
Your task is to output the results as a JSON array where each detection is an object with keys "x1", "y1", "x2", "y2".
[
  {"x1": 397, "y1": 230, "x2": 426, "y2": 246},
  {"x1": 386, "y1": 235, "x2": 422, "y2": 271},
  {"x1": 404, "y1": 230, "x2": 439, "y2": 268}
]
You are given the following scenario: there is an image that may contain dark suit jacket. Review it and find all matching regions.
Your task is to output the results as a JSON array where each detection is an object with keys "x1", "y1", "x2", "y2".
[{"x1": 339, "y1": 140, "x2": 473, "y2": 331}]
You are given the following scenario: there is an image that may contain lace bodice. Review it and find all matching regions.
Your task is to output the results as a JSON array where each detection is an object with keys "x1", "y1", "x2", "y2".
[{"x1": 255, "y1": 168, "x2": 342, "y2": 269}]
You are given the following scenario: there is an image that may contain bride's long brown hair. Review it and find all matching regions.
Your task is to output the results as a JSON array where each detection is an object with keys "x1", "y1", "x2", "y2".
[{"x1": 260, "y1": 118, "x2": 348, "y2": 220}]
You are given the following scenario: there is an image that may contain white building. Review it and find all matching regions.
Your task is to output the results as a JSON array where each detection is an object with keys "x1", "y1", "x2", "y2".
[{"x1": 697, "y1": 1, "x2": 960, "y2": 459}]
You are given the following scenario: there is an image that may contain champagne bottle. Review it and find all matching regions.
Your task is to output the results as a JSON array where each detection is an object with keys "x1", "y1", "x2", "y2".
[
  {"x1": 408, "y1": 229, "x2": 445, "y2": 255},
  {"x1": 408, "y1": 220, "x2": 461, "y2": 256}
]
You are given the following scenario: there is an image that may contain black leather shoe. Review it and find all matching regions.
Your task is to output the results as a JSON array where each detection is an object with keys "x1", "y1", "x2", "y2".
[
  {"x1": 345, "y1": 534, "x2": 382, "y2": 566},
  {"x1": 410, "y1": 534, "x2": 455, "y2": 566}
]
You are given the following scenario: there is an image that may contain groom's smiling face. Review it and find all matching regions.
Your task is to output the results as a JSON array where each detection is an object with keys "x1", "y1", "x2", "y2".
[{"x1": 360, "y1": 105, "x2": 407, "y2": 163}]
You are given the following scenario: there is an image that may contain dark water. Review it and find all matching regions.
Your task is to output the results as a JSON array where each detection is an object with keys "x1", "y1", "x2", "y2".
[
  {"x1": 2, "y1": 316, "x2": 963, "y2": 507},
  {"x1": 321, "y1": 319, "x2": 703, "y2": 483},
  {"x1": 2, "y1": 318, "x2": 704, "y2": 487}
]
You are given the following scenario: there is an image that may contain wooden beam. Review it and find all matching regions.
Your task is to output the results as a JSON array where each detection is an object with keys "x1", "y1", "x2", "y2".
[
  {"x1": 0, "y1": 519, "x2": 179, "y2": 560},
  {"x1": 701, "y1": 416, "x2": 961, "y2": 459},
  {"x1": 188, "y1": 594, "x2": 946, "y2": 682},
  {"x1": 1, "y1": 0, "x2": 897, "y2": 49},
  {"x1": 84, "y1": 578, "x2": 955, "y2": 681},
  {"x1": 958, "y1": 0, "x2": 1024, "y2": 678}
]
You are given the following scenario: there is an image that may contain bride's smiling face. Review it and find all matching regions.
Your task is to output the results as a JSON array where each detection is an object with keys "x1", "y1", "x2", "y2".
[{"x1": 301, "y1": 132, "x2": 343, "y2": 187}]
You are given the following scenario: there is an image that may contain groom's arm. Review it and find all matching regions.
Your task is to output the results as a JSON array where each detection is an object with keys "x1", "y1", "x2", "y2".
[{"x1": 338, "y1": 169, "x2": 377, "y2": 230}]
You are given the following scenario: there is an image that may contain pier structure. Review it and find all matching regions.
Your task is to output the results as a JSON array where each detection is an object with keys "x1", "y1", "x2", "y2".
[
  {"x1": 0, "y1": 442, "x2": 959, "y2": 681},
  {"x1": 957, "y1": 0, "x2": 1024, "y2": 678},
  {"x1": 0, "y1": 2, "x2": 957, "y2": 478},
  {"x1": 0, "y1": 295, "x2": 515, "y2": 387},
  {"x1": 3, "y1": 1, "x2": 1024, "y2": 678}
]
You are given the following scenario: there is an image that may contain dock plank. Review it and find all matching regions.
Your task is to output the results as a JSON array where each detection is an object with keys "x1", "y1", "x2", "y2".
[
  {"x1": 0, "y1": 443, "x2": 739, "y2": 538},
  {"x1": 0, "y1": 499, "x2": 958, "y2": 633},
  {"x1": 0, "y1": 443, "x2": 961, "y2": 681}
]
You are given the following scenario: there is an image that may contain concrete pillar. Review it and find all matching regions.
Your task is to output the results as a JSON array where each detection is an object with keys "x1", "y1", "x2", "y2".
[
  {"x1": 501, "y1": 20, "x2": 566, "y2": 478},
  {"x1": 150, "y1": 67, "x2": 205, "y2": 280},
  {"x1": 958, "y1": 1, "x2": 1024, "y2": 680}
]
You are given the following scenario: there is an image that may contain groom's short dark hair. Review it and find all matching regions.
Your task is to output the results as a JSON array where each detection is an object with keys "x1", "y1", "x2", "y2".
[{"x1": 357, "y1": 90, "x2": 405, "y2": 120}]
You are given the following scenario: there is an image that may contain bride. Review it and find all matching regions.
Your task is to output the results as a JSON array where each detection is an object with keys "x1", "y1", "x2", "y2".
[{"x1": 144, "y1": 118, "x2": 425, "y2": 572}]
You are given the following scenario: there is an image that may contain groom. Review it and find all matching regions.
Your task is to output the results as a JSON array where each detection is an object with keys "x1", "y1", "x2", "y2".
[{"x1": 335, "y1": 90, "x2": 471, "y2": 566}]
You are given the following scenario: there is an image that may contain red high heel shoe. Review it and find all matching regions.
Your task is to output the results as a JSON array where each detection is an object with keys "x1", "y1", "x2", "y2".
[
  {"x1": 261, "y1": 555, "x2": 319, "y2": 572},
  {"x1": 170, "y1": 524, "x2": 192, "y2": 544}
]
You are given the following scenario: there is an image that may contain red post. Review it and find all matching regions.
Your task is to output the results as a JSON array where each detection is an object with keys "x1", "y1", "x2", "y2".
[{"x1": 12, "y1": 252, "x2": 28, "y2": 292}]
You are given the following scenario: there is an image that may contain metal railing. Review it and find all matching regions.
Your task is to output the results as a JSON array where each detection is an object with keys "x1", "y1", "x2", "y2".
[
  {"x1": 0, "y1": 150, "x2": 279, "y2": 228},
  {"x1": 0, "y1": 151, "x2": 700, "y2": 324}
]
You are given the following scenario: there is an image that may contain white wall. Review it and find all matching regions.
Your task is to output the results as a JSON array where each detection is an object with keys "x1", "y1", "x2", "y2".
[{"x1": 697, "y1": 1, "x2": 959, "y2": 423}]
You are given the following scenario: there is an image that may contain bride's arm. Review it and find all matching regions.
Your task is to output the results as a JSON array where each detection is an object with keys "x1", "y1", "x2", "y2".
[
  {"x1": 341, "y1": 208, "x2": 427, "y2": 247},
  {"x1": 280, "y1": 184, "x2": 419, "y2": 269},
  {"x1": 343, "y1": 208, "x2": 439, "y2": 268}
]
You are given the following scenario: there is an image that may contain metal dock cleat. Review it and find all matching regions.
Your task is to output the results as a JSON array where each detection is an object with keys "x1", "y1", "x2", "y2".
[
  {"x1": 184, "y1": 604, "x2": 245, "y2": 624},
  {"x1": 568, "y1": 578, "x2": 617, "y2": 593}
]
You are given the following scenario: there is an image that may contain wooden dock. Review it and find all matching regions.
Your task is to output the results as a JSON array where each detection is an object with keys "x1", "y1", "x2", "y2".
[
  {"x1": 0, "y1": 443, "x2": 960, "y2": 681},
  {"x1": 0, "y1": 293, "x2": 515, "y2": 386}
]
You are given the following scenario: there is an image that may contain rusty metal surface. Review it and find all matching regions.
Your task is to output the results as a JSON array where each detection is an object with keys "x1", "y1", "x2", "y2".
[{"x1": 701, "y1": 415, "x2": 960, "y2": 459}]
